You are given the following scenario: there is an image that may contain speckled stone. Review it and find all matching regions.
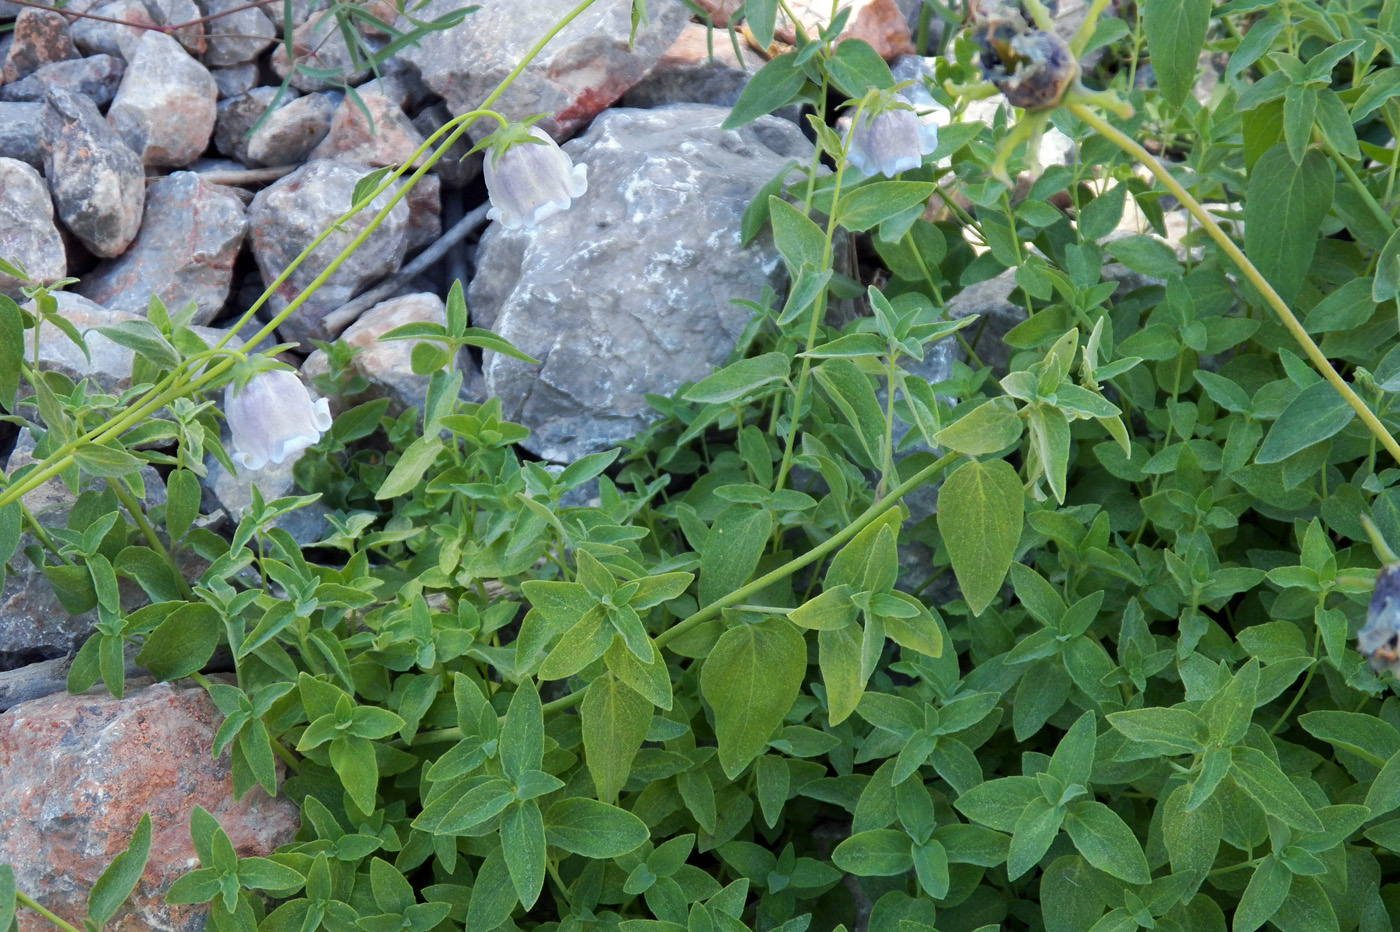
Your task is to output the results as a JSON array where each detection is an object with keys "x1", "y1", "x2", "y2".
[
  {"x1": 105, "y1": 30, "x2": 218, "y2": 168},
  {"x1": 0, "y1": 54, "x2": 125, "y2": 106},
  {"x1": 40, "y1": 87, "x2": 145, "y2": 257},
  {"x1": 0, "y1": 679, "x2": 301, "y2": 932},
  {"x1": 1, "y1": 8, "x2": 79, "y2": 84},
  {"x1": 0, "y1": 158, "x2": 66, "y2": 299}
]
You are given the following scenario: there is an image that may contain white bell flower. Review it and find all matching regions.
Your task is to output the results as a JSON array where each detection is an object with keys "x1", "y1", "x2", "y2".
[
  {"x1": 483, "y1": 127, "x2": 589, "y2": 230},
  {"x1": 845, "y1": 102, "x2": 940, "y2": 179},
  {"x1": 223, "y1": 368, "x2": 332, "y2": 471}
]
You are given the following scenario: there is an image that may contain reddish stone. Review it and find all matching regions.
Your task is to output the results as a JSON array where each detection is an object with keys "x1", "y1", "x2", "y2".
[
  {"x1": 1, "y1": 8, "x2": 80, "y2": 84},
  {"x1": 776, "y1": 0, "x2": 915, "y2": 59},
  {"x1": 0, "y1": 679, "x2": 300, "y2": 932},
  {"x1": 690, "y1": 0, "x2": 743, "y2": 27}
]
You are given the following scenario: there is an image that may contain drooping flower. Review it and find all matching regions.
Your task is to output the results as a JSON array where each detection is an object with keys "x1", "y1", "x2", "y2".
[
  {"x1": 481, "y1": 125, "x2": 589, "y2": 230},
  {"x1": 223, "y1": 368, "x2": 332, "y2": 471},
  {"x1": 845, "y1": 98, "x2": 940, "y2": 179}
]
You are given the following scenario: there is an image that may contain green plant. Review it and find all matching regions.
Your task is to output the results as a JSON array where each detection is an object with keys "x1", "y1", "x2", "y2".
[{"x1": 5, "y1": 0, "x2": 1400, "y2": 930}]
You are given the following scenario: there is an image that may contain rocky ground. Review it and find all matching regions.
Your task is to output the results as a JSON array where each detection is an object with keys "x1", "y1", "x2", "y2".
[{"x1": 0, "y1": 0, "x2": 1167, "y2": 925}]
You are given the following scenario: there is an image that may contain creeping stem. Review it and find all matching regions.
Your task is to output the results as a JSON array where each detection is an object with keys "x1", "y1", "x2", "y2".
[{"x1": 1069, "y1": 103, "x2": 1400, "y2": 465}]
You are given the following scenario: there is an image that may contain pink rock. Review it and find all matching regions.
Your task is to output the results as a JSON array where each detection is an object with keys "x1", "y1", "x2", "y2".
[
  {"x1": 777, "y1": 0, "x2": 915, "y2": 59},
  {"x1": 2, "y1": 8, "x2": 80, "y2": 84},
  {"x1": 309, "y1": 85, "x2": 427, "y2": 168},
  {"x1": 106, "y1": 30, "x2": 218, "y2": 168},
  {"x1": 0, "y1": 679, "x2": 300, "y2": 932},
  {"x1": 40, "y1": 87, "x2": 145, "y2": 258},
  {"x1": 68, "y1": 0, "x2": 157, "y2": 62}
]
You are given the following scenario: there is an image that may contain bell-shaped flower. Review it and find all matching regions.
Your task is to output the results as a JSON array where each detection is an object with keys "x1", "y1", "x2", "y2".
[
  {"x1": 482, "y1": 125, "x2": 589, "y2": 230},
  {"x1": 223, "y1": 368, "x2": 332, "y2": 471},
  {"x1": 845, "y1": 99, "x2": 940, "y2": 179}
]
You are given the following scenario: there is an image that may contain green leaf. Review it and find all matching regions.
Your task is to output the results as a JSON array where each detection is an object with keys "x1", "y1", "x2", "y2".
[
  {"x1": 823, "y1": 38, "x2": 895, "y2": 98},
  {"x1": 87, "y1": 813, "x2": 151, "y2": 926},
  {"x1": 818, "y1": 623, "x2": 865, "y2": 726},
  {"x1": 0, "y1": 864, "x2": 13, "y2": 932},
  {"x1": 1162, "y1": 783, "x2": 1221, "y2": 896},
  {"x1": 831, "y1": 830, "x2": 913, "y2": 876},
  {"x1": 1104, "y1": 235, "x2": 1180, "y2": 279},
  {"x1": 0, "y1": 297, "x2": 24, "y2": 413},
  {"x1": 501, "y1": 802, "x2": 546, "y2": 909},
  {"x1": 73, "y1": 442, "x2": 145, "y2": 478},
  {"x1": 699, "y1": 504, "x2": 773, "y2": 607},
  {"x1": 813, "y1": 358, "x2": 886, "y2": 468},
  {"x1": 790, "y1": 585, "x2": 861, "y2": 631},
  {"x1": 464, "y1": 846, "x2": 517, "y2": 932},
  {"x1": 134, "y1": 603, "x2": 221, "y2": 680},
  {"x1": 937, "y1": 459, "x2": 1024, "y2": 616},
  {"x1": 682, "y1": 353, "x2": 790, "y2": 405},
  {"x1": 1364, "y1": 749, "x2": 1400, "y2": 817},
  {"x1": 1007, "y1": 796, "x2": 1064, "y2": 880},
  {"x1": 164, "y1": 469, "x2": 201, "y2": 543},
  {"x1": 500, "y1": 679, "x2": 544, "y2": 782},
  {"x1": 1106, "y1": 707, "x2": 1208, "y2": 754},
  {"x1": 700, "y1": 619, "x2": 807, "y2": 779},
  {"x1": 1270, "y1": 875, "x2": 1339, "y2": 932},
  {"x1": 722, "y1": 48, "x2": 798, "y2": 130},
  {"x1": 954, "y1": 776, "x2": 1039, "y2": 832},
  {"x1": 1375, "y1": 225, "x2": 1400, "y2": 304},
  {"x1": 581, "y1": 674, "x2": 652, "y2": 805},
  {"x1": 1234, "y1": 856, "x2": 1291, "y2": 932},
  {"x1": 352, "y1": 167, "x2": 392, "y2": 207},
  {"x1": 94, "y1": 319, "x2": 180, "y2": 369},
  {"x1": 1143, "y1": 0, "x2": 1210, "y2": 108},
  {"x1": 544, "y1": 797, "x2": 649, "y2": 857},
  {"x1": 1230, "y1": 747, "x2": 1323, "y2": 832},
  {"x1": 1244, "y1": 145, "x2": 1334, "y2": 306},
  {"x1": 767, "y1": 197, "x2": 827, "y2": 272},
  {"x1": 1255, "y1": 381, "x2": 1353, "y2": 464},
  {"x1": 835, "y1": 182, "x2": 935, "y2": 233},
  {"x1": 329, "y1": 734, "x2": 379, "y2": 813},
  {"x1": 1063, "y1": 800, "x2": 1150, "y2": 884},
  {"x1": 933, "y1": 397, "x2": 1023, "y2": 455},
  {"x1": 375, "y1": 436, "x2": 444, "y2": 499}
]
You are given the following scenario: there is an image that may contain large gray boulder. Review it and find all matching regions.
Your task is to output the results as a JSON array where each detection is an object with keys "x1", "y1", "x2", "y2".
[
  {"x1": 468, "y1": 104, "x2": 810, "y2": 463},
  {"x1": 395, "y1": 0, "x2": 688, "y2": 138}
]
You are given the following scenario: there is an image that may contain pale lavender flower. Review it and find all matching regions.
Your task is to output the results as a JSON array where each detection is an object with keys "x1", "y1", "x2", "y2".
[
  {"x1": 846, "y1": 105, "x2": 940, "y2": 178},
  {"x1": 224, "y1": 369, "x2": 332, "y2": 470},
  {"x1": 484, "y1": 127, "x2": 589, "y2": 230}
]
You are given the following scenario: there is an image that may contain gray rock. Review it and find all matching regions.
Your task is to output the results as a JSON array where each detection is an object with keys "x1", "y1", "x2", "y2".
[
  {"x1": 410, "y1": 102, "x2": 480, "y2": 188},
  {"x1": 202, "y1": 0, "x2": 276, "y2": 65},
  {"x1": 0, "y1": 679, "x2": 301, "y2": 932},
  {"x1": 24, "y1": 294, "x2": 140, "y2": 389},
  {"x1": 468, "y1": 104, "x2": 810, "y2": 462},
  {"x1": 74, "y1": 172, "x2": 246, "y2": 323},
  {"x1": 245, "y1": 90, "x2": 338, "y2": 166},
  {"x1": 1, "y1": 8, "x2": 78, "y2": 84},
  {"x1": 69, "y1": 0, "x2": 156, "y2": 61},
  {"x1": 106, "y1": 30, "x2": 218, "y2": 168},
  {"x1": 40, "y1": 87, "x2": 144, "y2": 257},
  {"x1": 0, "y1": 158, "x2": 66, "y2": 299},
  {"x1": 403, "y1": 173, "x2": 440, "y2": 252},
  {"x1": 945, "y1": 268, "x2": 1024, "y2": 374},
  {"x1": 141, "y1": 0, "x2": 205, "y2": 56},
  {"x1": 301, "y1": 291, "x2": 448, "y2": 415},
  {"x1": 308, "y1": 83, "x2": 425, "y2": 167},
  {"x1": 0, "y1": 53, "x2": 125, "y2": 106},
  {"x1": 0, "y1": 101, "x2": 43, "y2": 168},
  {"x1": 214, "y1": 85, "x2": 287, "y2": 164},
  {"x1": 270, "y1": 11, "x2": 374, "y2": 93},
  {"x1": 622, "y1": 22, "x2": 769, "y2": 111},
  {"x1": 396, "y1": 0, "x2": 688, "y2": 138},
  {"x1": 247, "y1": 158, "x2": 410, "y2": 347},
  {"x1": 209, "y1": 62, "x2": 258, "y2": 99}
]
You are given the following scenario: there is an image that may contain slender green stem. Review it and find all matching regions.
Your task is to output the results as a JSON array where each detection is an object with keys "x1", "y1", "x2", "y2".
[
  {"x1": 1319, "y1": 136, "x2": 1394, "y2": 234},
  {"x1": 1070, "y1": 103, "x2": 1400, "y2": 464},
  {"x1": 658, "y1": 450, "x2": 959, "y2": 650},
  {"x1": 107, "y1": 477, "x2": 192, "y2": 599},
  {"x1": 16, "y1": 501, "x2": 76, "y2": 567},
  {"x1": 15, "y1": 891, "x2": 84, "y2": 932}
]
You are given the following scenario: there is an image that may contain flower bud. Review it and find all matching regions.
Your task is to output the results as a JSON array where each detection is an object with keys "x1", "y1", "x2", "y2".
[
  {"x1": 483, "y1": 127, "x2": 589, "y2": 230},
  {"x1": 845, "y1": 103, "x2": 939, "y2": 178},
  {"x1": 223, "y1": 368, "x2": 333, "y2": 471}
]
